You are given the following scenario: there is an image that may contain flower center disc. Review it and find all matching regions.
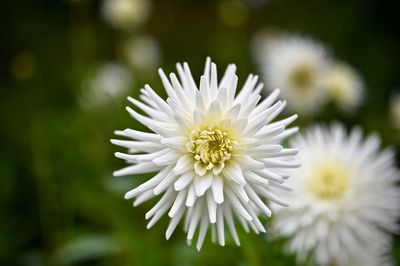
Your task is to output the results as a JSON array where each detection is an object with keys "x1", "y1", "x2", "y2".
[
  {"x1": 307, "y1": 162, "x2": 350, "y2": 200},
  {"x1": 186, "y1": 127, "x2": 236, "y2": 176},
  {"x1": 290, "y1": 64, "x2": 315, "y2": 91}
]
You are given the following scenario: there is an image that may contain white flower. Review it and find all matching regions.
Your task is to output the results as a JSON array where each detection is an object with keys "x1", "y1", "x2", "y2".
[
  {"x1": 259, "y1": 34, "x2": 330, "y2": 114},
  {"x1": 122, "y1": 35, "x2": 161, "y2": 72},
  {"x1": 80, "y1": 63, "x2": 133, "y2": 107},
  {"x1": 324, "y1": 62, "x2": 364, "y2": 111},
  {"x1": 111, "y1": 58, "x2": 299, "y2": 250},
  {"x1": 348, "y1": 238, "x2": 394, "y2": 266},
  {"x1": 273, "y1": 124, "x2": 400, "y2": 265},
  {"x1": 101, "y1": 0, "x2": 151, "y2": 30}
]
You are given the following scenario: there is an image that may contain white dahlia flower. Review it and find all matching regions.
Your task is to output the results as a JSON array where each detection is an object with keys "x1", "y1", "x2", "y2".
[
  {"x1": 111, "y1": 58, "x2": 299, "y2": 250},
  {"x1": 260, "y1": 34, "x2": 330, "y2": 114},
  {"x1": 273, "y1": 124, "x2": 400, "y2": 265},
  {"x1": 324, "y1": 62, "x2": 364, "y2": 111},
  {"x1": 348, "y1": 238, "x2": 394, "y2": 266},
  {"x1": 101, "y1": 0, "x2": 151, "y2": 30}
]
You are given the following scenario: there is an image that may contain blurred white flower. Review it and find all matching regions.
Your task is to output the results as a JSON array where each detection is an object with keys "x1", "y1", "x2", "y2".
[
  {"x1": 390, "y1": 93, "x2": 400, "y2": 129},
  {"x1": 101, "y1": 0, "x2": 151, "y2": 30},
  {"x1": 258, "y1": 34, "x2": 331, "y2": 114},
  {"x1": 273, "y1": 124, "x2": 400, "y2": 265},
  {"x1": 122, "y1": 35, "x2": 161, "y2": 72},
  {"x1": 348, "y1": 239, "x2": 394, "y2": 266},
  {"x1": 324, "y1": 62, "x2": 364, "y2": 111},
  {"x1": 111, "y1": 58, "x2": 299, "y2": 250},
  {"x1": 81, "y1": 63, "x2": 133, "y2": 107}
]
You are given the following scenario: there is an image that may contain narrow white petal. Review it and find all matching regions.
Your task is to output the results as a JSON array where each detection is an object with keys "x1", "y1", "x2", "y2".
[
  {"x1": 244, "y1": 185, "x2": 272, "y2": 217},
  {"x1": 134, "y1": 190, "x2": 156, "y2": 206},
  {"x1": 212, "y1": 176, "x2": 224, "y2": 204},
  {"x1": 225, "y1": 189, "x2": 252, "y2": 221},
  {"x1": 244, "y1": 171, "x2": 270, "y2": 188},
  {"x1": 237, "y1": 155, "x2": 265, "y2": 170},
  {"x1": 168, "y1": 190, "x2": 187, "y2": 217},
  {"x1": 174, "y1": 172, "x2": 195, "y2": 191},
  {"x1": 173, "y1": 154, "x2": 193, "y2": 175},
  {"x1": 113, "y1": 162, "x2": 161, "y2": 176},
  {"x1": 196, "y1": 216, "x2": 209, "y2": 251},
  {"x1": 187, "y1": 201, "x2": 203, "y2": 240},
  {"x1": 147, "y1": 202, "x2": 172, "y2": 229},
  {"x1": 206, "y1": 191, "x2": 217, "y2": 223},
  {"x1": 145, "y1": 189, "x2": 175, "y2": 220},
  {"x1": 152, "y1": 150, "x2": 180, "y2": 166},
  {"x1": 166, "y1": 207, "x2": 185, "y2": 240},
  {"x1": 185, "y1": 185, "x2": 197, "y2": 207},
  {"x1": 124, "y1": 167, "x2": 172, "y2": 199},
  {"x1": 223, "y1": 205, "x2": 240, "y2": 246},
  {"x1": 216, "y1": 207, "x2": 225, "y2": 246},
  {"x1": 194, "y1": 174, "x2": 214, "y2": 197},
  {"x1": 153, "y1": 171, "x2": 177, "y2": 195},
  {"x1": 115, "y1": 128, "x2": 162, "y2": 142},
  {"x1": 223, "y1": 164, "x2": 246, "y2": 186}
]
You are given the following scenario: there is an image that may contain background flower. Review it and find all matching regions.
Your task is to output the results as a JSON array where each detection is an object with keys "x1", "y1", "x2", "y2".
[
  {"x1": 101, "y1": 0, "x2": 151, "y2": 30},
  {"x1": 257, "y1": 34, "x2": 331, "y2": 114},
  {"x1": 324, "y1": 62, "x2": 364, "y2": 111},
  {"x1": 121, "y1": 35, "x2": 161, "y2": 73},
  {"x1": 80, "y1": 63, "x2": 133, "y2": 108},
  {"x1": 273, "y1": 124, "x2": 400, "y2": 265}
]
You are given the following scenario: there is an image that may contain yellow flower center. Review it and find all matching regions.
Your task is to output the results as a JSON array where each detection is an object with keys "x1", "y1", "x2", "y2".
[
  {"x1": 290, "y1": 64, "x2": 315, "y2": 91},
  {"x1": 186, "y1": 127, "x2": 236, "y2": 176},
  {"x1": 307, "y1": 162, "x2": 350, "y2": 200},
  {"x1": 327, "y1": 74, "x2": 352, "y2": 103}
]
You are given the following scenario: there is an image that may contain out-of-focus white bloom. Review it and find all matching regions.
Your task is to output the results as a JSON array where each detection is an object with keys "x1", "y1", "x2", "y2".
[
  {"x1": 101, "y1": 0, "x2": 151, "y2": 30},
  {"x1": 81, "y1": 63, "x2": 133, "y2": 107},
  {"x1": 390, "y1": 93, "x2": 400, "y2": 129},
  {"x1": 112, "y1": 58, "x2": 299, "y2": 250},
  {"x1": 348, "y1": 239, "x2": 394, "y2": 266},
  {"x1": 122, "y1": 36, "x2": 161, "y2": 72},
  {"x1": 324, "y1": 62, "x2": 364, "y2": 111},
  {"x1": 259, "y1": 35, "x2": 330, "y2": 114},
  {"x1": 273, "y1": 124, "x2": 400, "y2": 265}
]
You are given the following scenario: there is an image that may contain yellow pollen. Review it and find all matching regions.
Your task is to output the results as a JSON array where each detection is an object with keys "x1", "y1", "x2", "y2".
[
  {"x1": 186, "y1": 127, "x2": 236, "y2": 176},
  {"x1": 307, "y1": 162, "x2": 350, "y2": 200},
  {"x1": 290, "y1": 64, "x2": 315, "y2": 90}
]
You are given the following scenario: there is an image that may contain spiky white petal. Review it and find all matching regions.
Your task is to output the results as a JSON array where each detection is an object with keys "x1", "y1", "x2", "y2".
[
  {"x1": 112, "y1": 58, "x2": 298, "y2": 250},
  {"x1": 273, "y1": 123, "x2": 400, "y2": 265}
]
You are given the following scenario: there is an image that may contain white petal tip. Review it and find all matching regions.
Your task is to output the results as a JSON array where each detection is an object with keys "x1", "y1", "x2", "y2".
[
  {"x1": 113, "y1": 170, "x2": 122, "y2": 177},
  {"x1": 124, "y1": 192, "x2": 134, "y2": 199},
  {"x1": 216, "y1": 199, "x2": 224, "y2": 204}
]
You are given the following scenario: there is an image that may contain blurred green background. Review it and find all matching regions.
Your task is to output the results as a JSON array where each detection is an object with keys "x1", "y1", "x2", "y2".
[{"x1": 1, "y1": 0, "x2": 400, "y2": 265}]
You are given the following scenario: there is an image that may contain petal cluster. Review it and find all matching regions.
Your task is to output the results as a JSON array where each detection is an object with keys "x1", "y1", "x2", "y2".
[
  {"x1": 273, "y1": 124, "x2": 400, "y2": 265},
  {"x1": 112, "y1": 58, "x2": 299, "y2": 250}
]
